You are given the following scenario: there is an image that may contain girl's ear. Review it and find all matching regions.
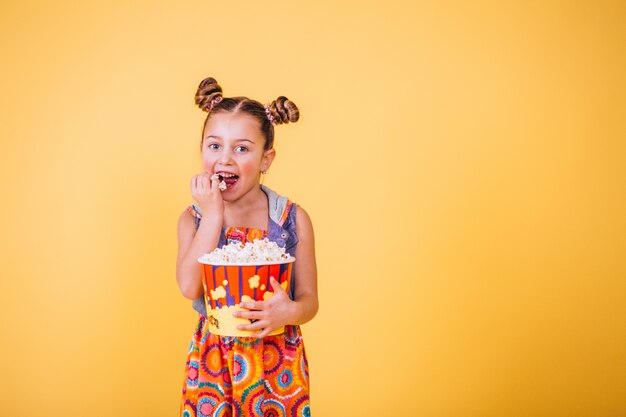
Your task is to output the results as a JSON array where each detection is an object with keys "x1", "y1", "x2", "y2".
[{"x1": 261, "y1": 148, "x2": 276, "y2": 173}]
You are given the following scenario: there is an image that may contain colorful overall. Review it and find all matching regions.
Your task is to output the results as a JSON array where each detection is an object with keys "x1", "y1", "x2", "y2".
[{"x1": 180, "y1": 186, "x2": 311, "y2": 417}]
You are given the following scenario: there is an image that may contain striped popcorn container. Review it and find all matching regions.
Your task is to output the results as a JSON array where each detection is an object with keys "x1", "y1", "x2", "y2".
[{"x1": 198, "y1": 259, "x2": 295, "y2": 336}]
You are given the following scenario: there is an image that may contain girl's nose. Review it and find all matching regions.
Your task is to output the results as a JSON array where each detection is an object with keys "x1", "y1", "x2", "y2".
[{"x1": 217, "y1": 149, "x2": 234, "y2": 164}]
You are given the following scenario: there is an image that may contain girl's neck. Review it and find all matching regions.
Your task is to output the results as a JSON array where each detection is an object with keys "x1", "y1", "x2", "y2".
[
  {"x1": 224, "y1": 184, "x2": 267, "y2": 212},
  {"x1": 222, "y1": 185, "x2": 269, "y2": 230}
]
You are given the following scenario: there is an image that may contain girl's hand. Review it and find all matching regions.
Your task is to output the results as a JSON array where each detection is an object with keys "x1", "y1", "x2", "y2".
[
  {"x1": 190, "y1": 171, "x2": 224, "y2": 218},
  {"x1": 233, "y1": 277, "x2": 295, "y2": 338}
]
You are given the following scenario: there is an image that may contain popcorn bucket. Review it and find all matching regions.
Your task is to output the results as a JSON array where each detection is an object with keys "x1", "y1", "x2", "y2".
[{"x1": 198, "y1": 259, "x2": 294, "y2": 336}]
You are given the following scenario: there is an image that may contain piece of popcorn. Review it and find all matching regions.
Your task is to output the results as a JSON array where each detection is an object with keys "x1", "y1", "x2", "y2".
[{"x1": 210, "y1": 173, "x2": 228, "y2": 191}]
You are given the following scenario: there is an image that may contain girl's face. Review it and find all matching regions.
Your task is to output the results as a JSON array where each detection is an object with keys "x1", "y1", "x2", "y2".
[{"x1": 201, "y1": 112, "x2": 275, "y2": 201}]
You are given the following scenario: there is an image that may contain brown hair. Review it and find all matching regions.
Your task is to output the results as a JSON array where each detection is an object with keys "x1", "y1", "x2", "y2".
[{"x1": 195, "y1": 77, "x2": 299, "y2": 151}]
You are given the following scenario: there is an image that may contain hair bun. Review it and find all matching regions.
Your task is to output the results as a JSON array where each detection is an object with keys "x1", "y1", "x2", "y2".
[
  {"x1": 195, "y1": 77, "x2": 223, "y2": 112},
  {"x1": 266, "y1": 96, "x2": 299, "y2": 125}
]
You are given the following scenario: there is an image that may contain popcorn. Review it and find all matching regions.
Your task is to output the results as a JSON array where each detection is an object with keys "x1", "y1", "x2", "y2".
[
  {"x1": 199, "y1": 238, "x2": 295, "y2": 265},
  {"x1": 210, "y1": 173, "x2": 227, "y2": 191}
]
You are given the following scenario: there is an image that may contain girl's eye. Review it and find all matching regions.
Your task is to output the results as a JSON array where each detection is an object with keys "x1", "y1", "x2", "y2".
[
  {"x1": 207, "y1": 143, "x2": 220, "y2": 150},
  {"x1": 235, "y1": 146, "x2": 248, "y2": 153}
]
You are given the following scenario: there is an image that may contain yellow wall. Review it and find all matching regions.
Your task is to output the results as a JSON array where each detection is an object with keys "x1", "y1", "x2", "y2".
[{"x1": 1, "y1": 1, "x2": 625, "y2": 415}]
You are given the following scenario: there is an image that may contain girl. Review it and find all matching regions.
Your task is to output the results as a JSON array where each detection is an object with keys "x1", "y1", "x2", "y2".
[{"x1": 176, "y1": 77, "x2": 318, "y2": 417}]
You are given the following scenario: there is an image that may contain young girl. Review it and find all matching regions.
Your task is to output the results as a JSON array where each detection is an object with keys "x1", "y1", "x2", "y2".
[{"x1": 176, "y1": 77, "x2": 318, "y2": 417}]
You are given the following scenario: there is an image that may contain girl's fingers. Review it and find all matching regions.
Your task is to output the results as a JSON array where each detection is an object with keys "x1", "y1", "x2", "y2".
[
  {"x1": 192, "y1": 176, "x2": 202, "y2": 196},
  {"x1": 240, "y1": 301, "x2": 264, "y2": 310},
  {"x1": 234, "y1": 310, "x2": 263, "y2": 320},
  {"x1": 210, "y1": 173, "x2": 219, "y2": 191},
  {"x1": 236, "y1": 320, "x2": 267, "y2": 332},
  {"x1": 200, "y1": 175, "x2": 209, "y2": 190},
  {"x1": 254, "y1": 328, "x2": 271, "y2": 339}
]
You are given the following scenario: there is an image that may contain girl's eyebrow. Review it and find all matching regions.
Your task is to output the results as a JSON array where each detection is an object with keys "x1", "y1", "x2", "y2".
[{"x1": 204, "y1": 136, "x2": 254, "y2": 144}]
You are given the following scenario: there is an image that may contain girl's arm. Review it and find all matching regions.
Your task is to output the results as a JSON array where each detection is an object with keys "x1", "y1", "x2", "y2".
[
  {"x1": 235, "y1": 205, "x2": 319, "y2": 337},
  {"x1": 176, "y1": 211, "x2": 222, "y2": 299},
  {"x1": 288, "y1": 205, "x2": 319, "y2": 324},
  {"x1": 176, "y1": 172, "x2": 225, "y2": 300}
]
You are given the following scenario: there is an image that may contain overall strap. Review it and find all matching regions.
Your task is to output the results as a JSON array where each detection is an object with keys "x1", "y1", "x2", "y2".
[
  {"x1": 186, "y1": 204, "x2": 202, "y2": 230},
  {"x1": 261, "y1": 184, "x2": 291, "y2": 225},
  {"x1": 261, "y1": 185, "x2": 299, "y2": 302}
]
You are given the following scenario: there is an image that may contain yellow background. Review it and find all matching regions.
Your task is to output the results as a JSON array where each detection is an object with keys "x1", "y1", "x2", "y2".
[{"x1": 1, "y1": 1, "x2": 625, "y2": 416}]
